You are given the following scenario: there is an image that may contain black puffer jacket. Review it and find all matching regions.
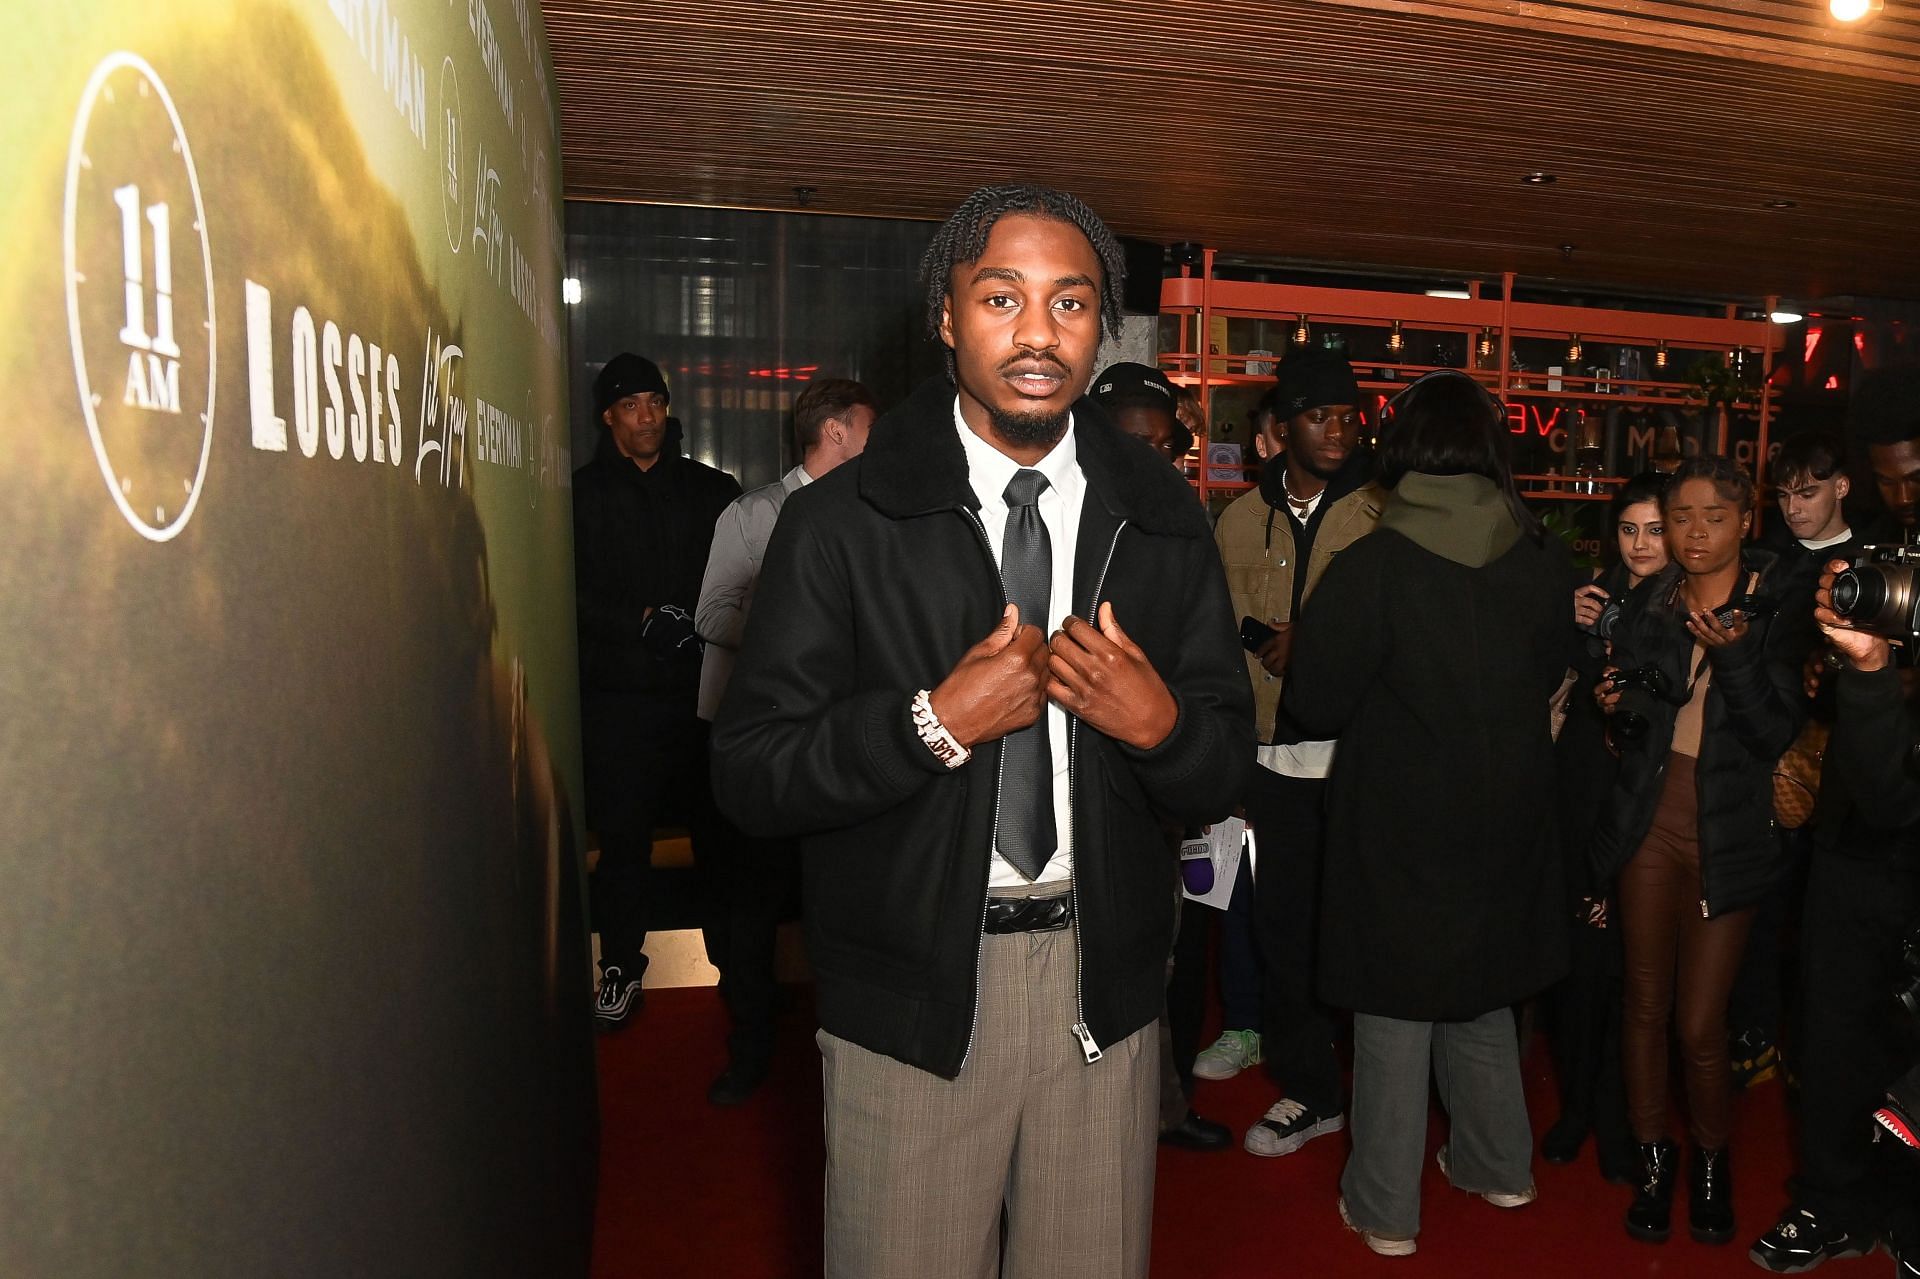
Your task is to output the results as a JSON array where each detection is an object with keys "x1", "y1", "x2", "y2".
[
  {"x1": 711, "y1": 376, "x2": 1252, "y2": 1078},
  {"x1": 1588, "y1": 549, "x2": 1811, "y2": 916}
]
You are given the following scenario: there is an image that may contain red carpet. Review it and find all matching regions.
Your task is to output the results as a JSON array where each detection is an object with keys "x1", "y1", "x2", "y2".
[{"x1": 592, "y1": 987, "x2": 1888, "y2": 1278}]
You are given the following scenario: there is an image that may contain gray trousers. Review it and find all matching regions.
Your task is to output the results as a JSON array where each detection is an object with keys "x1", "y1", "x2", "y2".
[
  {"x1": 818, "y1": 908, "x2": 1157, "y2": 1279},
  {"x1": 1341, "y1": 1008, "x2": 1534, "y2": 1239}
]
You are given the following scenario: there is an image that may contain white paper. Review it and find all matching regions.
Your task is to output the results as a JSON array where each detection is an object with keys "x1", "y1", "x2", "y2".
[{"x1": 1180, "y1": 816, "x2": 1250, "y2": 909}]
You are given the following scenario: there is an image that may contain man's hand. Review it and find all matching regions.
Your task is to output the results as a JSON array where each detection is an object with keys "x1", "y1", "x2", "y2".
[
  {"x1": 928, "y1": 605, "x2": 1049, "y2": 748},
  {"x1": 1255, "y1": 619, "x2": 1293, "y2": 677},
  {"x1": 1815, "y1": 557, "x2": 1893, "y2": 673},
  {"x1": 1573, "y1": 583, "x2": 1610, "y2": 629},
  {"x1": 1047, "y1": 602, "x2": 1178, "y2": 751}
]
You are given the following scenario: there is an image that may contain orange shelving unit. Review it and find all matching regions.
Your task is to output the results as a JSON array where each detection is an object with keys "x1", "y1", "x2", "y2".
[{"x1": 1159, "y1": 253, "x2": 1784, "y2": 508}]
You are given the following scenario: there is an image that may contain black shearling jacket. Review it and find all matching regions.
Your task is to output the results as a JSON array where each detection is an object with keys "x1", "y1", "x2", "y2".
[{"x1": 710, "y1": 376, "x2": 1252, "y2": 1078}]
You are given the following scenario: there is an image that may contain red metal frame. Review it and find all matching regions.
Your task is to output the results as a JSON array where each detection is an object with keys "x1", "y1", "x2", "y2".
[{"x1": 1161, "y1": 263, "x2": 1782, "y2": 506}]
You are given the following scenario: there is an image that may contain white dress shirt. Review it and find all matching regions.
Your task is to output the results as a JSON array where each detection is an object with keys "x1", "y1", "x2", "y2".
[{"x1": 953, "y1": 399, "x2": 1084, "y2": 888}]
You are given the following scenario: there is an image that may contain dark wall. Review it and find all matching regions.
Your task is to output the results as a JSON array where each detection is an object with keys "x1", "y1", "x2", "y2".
[{"x1": 566, "y1": 203, "x2": 945, "y2": 491}]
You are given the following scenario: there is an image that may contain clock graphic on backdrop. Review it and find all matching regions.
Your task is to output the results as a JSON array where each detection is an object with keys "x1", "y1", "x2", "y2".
[{"x1": 64, "y1": 51, "x2": 216, "y2": 543}]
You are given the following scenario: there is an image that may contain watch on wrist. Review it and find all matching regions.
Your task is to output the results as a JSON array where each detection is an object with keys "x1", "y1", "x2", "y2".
[{"x1": 911, "y1": 689, "x2": 970, "y2": 769}]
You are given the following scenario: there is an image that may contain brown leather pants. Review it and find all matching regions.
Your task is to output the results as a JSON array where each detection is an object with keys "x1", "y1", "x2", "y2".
[{"x1": 1618, "y1": 754, "x2": 1756, "y2": 1149}]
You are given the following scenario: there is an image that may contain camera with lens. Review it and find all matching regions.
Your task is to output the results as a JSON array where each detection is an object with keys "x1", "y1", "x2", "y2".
[
  {"x1": 1580, "y1": 600, "x2": 1625, "y2": 641},
  {"x1": 1605, "y1": 665, "x2": 1687, "y2": 745},
  {"x1": 1830, "y1": 545, "x2": 1920, "y2": 638}
]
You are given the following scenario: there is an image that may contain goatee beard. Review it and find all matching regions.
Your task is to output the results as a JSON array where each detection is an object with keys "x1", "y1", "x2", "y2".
[{"x1": 989, "y1": 406, "x2": 1070, "y2": 450}]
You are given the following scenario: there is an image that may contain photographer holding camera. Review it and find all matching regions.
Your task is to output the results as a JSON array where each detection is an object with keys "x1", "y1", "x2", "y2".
[
  {"x1": 1590, "y1": 456, "x2": 1812, "y2": 1248},
  {"x1": 1748, "y1": 369, "x2": 1920, "y2": 1277}
]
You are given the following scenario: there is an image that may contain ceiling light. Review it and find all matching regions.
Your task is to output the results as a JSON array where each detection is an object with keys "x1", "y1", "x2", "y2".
[
  {"x1": 1476, "y1": 328, "x2": 1496, "y2": 360},
  {"x1": 563, "y1": 277, "x2": 582, "y2": 305},
  {"x1": 1567, "y1": 334, "x2": 1584, "y2": 364},
  {"x1": 1424, "y1": 289, "x2": 1473, "y2": 300},
  {"x1": 1763, "y1": 198, "x2": 1798, "y2": 210},
  {"x1": 1386, "y1": 320, "x2": 1406, "y2": 356},
  {"x1": 1770, "y1": 309, "x2": 1806, "y2": 325},
  {"x1": 1292, "y1": 314, "x2": 1311, "y2": 347},
  {"x1": 1654, "y1": 340, "x2": 1669, "y2": 371},
  {"x1": 1522, "y1": 172, "x2": 1557, "y2": 185},
  {"x1": 1830, "y1": 0, "x2": 1883, "y2": 21}
]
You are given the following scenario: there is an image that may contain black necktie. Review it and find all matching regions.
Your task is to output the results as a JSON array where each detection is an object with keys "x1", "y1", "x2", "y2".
[{"x1": 997, "y1": 469, "x2": 1055, "y2": 881}]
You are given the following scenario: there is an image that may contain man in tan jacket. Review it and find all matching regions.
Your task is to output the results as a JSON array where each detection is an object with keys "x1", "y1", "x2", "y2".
[{"x1": 1214, "y1": 351, "x2": 1383, "y2": 1156}]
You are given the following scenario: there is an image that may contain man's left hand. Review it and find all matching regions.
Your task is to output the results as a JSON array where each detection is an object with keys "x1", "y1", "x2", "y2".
[{"x1": 1047, "y1": 602, "x2": 1178, "y2": 751}]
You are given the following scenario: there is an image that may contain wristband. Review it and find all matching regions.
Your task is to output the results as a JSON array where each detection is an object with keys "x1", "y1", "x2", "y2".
[{"x1": 911, "y1": 689, "x2": 970, "y2": 769}]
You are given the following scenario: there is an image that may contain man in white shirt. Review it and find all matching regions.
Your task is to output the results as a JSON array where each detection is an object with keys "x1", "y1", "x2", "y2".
[
  {"x1": 712, "y1": 185, "x2": 1250, "y2": 1278},
  {"x1": 693, "y1": 378, "x2": 875, "y2": 1104}
]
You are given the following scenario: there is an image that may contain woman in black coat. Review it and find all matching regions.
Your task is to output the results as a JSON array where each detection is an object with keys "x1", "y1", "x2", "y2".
[
  {"x1": 1589, "y1": 456, "x2": 1809, "y2": 1247},
  {"x1": 1286, "y1": 371, "x2": 1573, "y2": 1258},
  {"x1": 1543, "y1": 470, "x2": 1671, "y2": 1183}
]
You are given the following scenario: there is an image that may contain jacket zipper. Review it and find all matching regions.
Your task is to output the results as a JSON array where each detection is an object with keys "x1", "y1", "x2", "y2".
[
  {"x1": 958, "y1": 507, "x2": 1001, "y2": 1073},
  {"x1": 1068, "y1": 518, "x2": 1127, "y2": 1064}
]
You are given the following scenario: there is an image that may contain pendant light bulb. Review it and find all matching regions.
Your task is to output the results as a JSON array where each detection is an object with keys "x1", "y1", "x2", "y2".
[
  {"x1": 1654, "y1": 340, "x2": 1669, "y2": 371},
  {"x1": 1476, "y1": 327, "x2": 1495, "y2": 360},
  {"x1": 1386, "y1": 319, "x2": 1406, "y2": 357},
  {"x1": 1292, "y1": 314, "x2": 1311, "y2": 347},
  {"x1": 1567, "y1": 334, "x2": 1584, "y2": 365}
]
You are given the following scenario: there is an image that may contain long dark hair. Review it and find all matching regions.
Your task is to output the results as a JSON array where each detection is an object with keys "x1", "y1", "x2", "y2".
[{"x1": 1376, "y1": 371, "x2": 1541, "y2": 542}]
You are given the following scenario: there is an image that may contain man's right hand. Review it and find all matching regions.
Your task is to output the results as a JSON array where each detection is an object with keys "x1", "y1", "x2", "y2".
[
  {"x1": 928, "y1": 605, "x2": 1050, "y2": 748},
  {"x1": 1815, "y1": 558, "x2": 1894, "y2": 673},
  {"x1": 1254, "y1": 619, "x2": 1293, "y2": 677}
]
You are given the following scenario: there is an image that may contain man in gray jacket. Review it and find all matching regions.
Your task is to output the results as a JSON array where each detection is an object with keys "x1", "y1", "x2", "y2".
[{"x1": 693, "y1": 377, "x2": 876, "y2": 1103}]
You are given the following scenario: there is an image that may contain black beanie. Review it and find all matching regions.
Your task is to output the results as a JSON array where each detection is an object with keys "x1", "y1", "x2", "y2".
[
  {"x1": 1273, "y1": 351, "x2": 1360, "y2": 418},
  {"x1": 594, "y1": 353, "x2": 670, "y2": 416},
  {"x1": 1849, "y1": 364, "x2": 1920, "y2": 445}
]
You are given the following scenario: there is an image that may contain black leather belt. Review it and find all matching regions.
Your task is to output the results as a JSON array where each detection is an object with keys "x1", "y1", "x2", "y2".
[{"x1": 983, "y1": 894, "x2": 1073, "y2": 934}]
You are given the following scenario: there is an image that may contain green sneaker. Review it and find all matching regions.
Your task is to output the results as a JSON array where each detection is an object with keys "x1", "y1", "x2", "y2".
[{"x1": 1193, "y1": 1028, "x2": 1262, "y2": 1081}]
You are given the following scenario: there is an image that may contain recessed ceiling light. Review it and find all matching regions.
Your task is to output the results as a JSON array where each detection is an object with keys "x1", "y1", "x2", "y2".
[
  {"x1": 1424, "y1": 289, "x2": 1472, "y2": 300},
  {"x1": 1763, "y1": 198, "x2": 1798, "y2": 210},
  {"x1": 1522, "y1": 172, "x2": 1557, "y2": 185},
  {"x1": 1830, "y1": 0, "x2": 1883, "y2": 21}
]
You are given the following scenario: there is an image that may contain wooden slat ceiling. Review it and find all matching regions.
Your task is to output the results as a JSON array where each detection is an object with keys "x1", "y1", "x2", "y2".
[{"x1": 544, "y1": 0, "x2": 1920, "y2": 303}]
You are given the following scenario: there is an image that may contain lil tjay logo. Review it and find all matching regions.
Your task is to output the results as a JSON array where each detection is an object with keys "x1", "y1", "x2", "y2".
[{"x1": 64, "y1": 52, "x2": 216, "y2": 543}]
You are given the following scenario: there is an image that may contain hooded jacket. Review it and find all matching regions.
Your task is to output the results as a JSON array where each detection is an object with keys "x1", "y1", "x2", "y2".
[
  {"x1": 1588, "y1": 549, "x2": 1811, "y2": 915},
  {"x1": 1214, "y1": 448, "x2": 1383, "y2": 744},
  {"x1": 711, "y1": 376, "x2": 1252, "y2": 1077},
  {"x1": 1285, "y1": 472, "x2": 1574, "y2": 1020}
]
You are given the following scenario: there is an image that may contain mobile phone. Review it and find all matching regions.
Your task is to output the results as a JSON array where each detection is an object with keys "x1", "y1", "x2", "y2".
[{"x1": 1240, "y1": 615, "x2": 1278, "y2": 653}]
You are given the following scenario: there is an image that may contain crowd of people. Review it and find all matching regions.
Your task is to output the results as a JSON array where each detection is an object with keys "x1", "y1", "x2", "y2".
[{"x1": 571, "y1": 182, "x2": 1920, "y2": 1277}]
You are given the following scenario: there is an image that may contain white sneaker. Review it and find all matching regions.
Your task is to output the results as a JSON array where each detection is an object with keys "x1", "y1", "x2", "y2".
[
  {"x1": 1192, "y1": 1029, "x2": 1262, "y2": 1081},
  {"x1": 1339, "y1": 1196, "x2": 1416, "y2": 1257},
  {"x1": 1244, "y1": 1096, "x2": 1345, "y2": 1157},
  {"x1": 1437, "y1": 1145, "x2": 1537, "y2": 1208}
]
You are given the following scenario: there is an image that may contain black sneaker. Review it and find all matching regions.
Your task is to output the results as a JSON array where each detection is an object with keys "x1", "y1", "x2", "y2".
[
  {"x1": 1748, "y1": 1206, "x2": 1872, "y2": 1273},
  {"x1": 594, "y1": 965, "x2": 643, "y2": 1032}
]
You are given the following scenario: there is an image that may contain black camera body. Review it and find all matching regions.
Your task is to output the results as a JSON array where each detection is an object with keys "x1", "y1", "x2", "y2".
[
  {"x1": 1831, "y1": 544, "x2": 1920, "y2": 638},
  {"x1": 1607, "y1": 665, "x2": 1685, "y2": 745}
]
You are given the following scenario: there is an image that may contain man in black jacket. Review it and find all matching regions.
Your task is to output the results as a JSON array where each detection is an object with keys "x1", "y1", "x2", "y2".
[
  {"x1": 712, "y1": 186, "x2": 1250, "y2": 1278},
  {"x1": 1752, "y1": 373, "x2": 1920, "y2": 1275},
  {"x1": 573, "y1": 353, "x2": 740, "y2": 1031}
]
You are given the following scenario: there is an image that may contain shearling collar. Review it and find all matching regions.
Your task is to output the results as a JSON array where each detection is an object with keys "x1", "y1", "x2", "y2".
[{"x1": 857, "y1": 375, "x2": 1209, "y2": 538}]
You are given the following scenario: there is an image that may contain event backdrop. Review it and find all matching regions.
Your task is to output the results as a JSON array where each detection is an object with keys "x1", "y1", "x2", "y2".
[{"x1": 0, "y1": 3, "x2": 595, "y2": 1275}]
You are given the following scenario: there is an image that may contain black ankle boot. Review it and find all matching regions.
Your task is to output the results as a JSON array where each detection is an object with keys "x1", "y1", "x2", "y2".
[
  {"x1": 1542, "y1": 1114, "x2": 1588, "y2": 1164},
  {"x1": 1625, "y1": 1139, "x2": 1678, "y2": 1242},
  {"x1": 1688, "y1": 1145, "x2": 1734, "y2": 1244}
]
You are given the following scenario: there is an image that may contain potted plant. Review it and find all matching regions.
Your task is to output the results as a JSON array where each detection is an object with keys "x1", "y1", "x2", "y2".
[{"x1": 1684, "y1": 354, "x2": 1757, "y2": 454}]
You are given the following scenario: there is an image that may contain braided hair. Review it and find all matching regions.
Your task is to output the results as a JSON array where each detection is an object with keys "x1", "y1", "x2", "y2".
[{"x1": 920, "y1": 184, "x2": 1127, "y2": 353}]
